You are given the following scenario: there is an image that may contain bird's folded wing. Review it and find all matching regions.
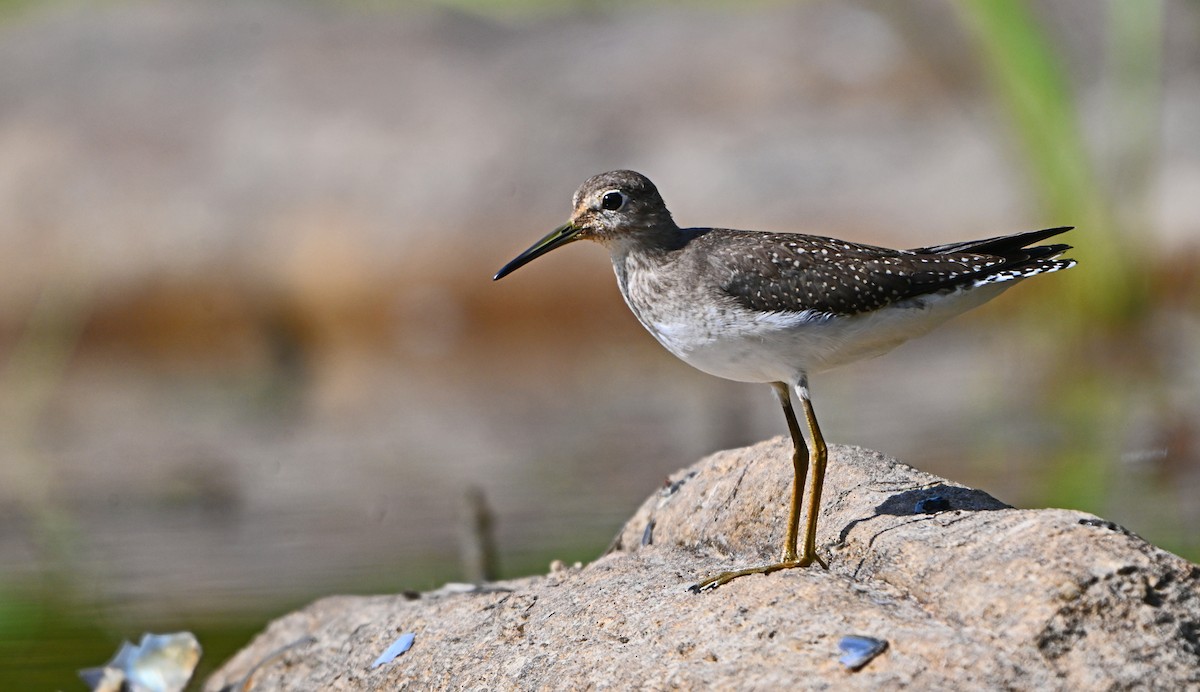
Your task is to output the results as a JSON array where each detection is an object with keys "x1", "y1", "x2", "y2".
[{"x1": 706, "y1": 231, "x2": 1002, "y2": 316}]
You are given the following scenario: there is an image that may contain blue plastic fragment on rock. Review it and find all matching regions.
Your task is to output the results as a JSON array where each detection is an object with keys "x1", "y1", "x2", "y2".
[
  {"x1": 838, "y1": 635, "x2": 887, "y2": 670},
  {"x1": 371, "y1": 632, "x2": 416, "y2": 669},
  {"x1": 915, "y1": 494, "x2": 951, "y2": 514}
]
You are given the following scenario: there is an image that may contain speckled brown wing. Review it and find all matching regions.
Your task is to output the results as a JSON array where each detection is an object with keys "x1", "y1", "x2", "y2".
[
  {"x1": 704, "y1": 228, "x2": 1073, "y2": 317},
  {"x1": 704, "y1": 231, "x2": 995, "y2": 316}
]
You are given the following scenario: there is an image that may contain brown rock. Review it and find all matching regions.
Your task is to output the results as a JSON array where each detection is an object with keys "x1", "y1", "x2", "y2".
[{"x1": 206, "y1": 440, "x2": 1200, "y2": 690}]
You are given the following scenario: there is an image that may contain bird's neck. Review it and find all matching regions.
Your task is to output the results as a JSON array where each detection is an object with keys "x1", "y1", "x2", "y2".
[{"x1": 608, "y1": 226, "x2": 700, "y2": 307}]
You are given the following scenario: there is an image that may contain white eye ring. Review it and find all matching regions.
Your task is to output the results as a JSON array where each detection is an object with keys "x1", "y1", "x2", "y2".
[{"x1": 599, "y1": 190, "x2": 626, "y2": 211}]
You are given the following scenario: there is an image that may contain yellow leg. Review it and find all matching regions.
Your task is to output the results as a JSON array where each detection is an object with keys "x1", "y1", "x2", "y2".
[
  {"x1": 691, "y1": 380, "x2": 827, "y2": 593},
  {"x1": 798, "y1": 388, "x2": 828, "y2": 567},
  {"x1": 774, "y1": 381, "x2": 807, "y2": 563}
]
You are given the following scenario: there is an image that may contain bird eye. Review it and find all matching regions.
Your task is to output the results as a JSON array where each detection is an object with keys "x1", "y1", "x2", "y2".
[{"x1": 600, "y1": 190, "x2": 626, "y2": 211}]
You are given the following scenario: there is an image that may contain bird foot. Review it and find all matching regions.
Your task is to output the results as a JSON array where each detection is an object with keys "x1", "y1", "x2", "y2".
[{"x1": 688, "y1": 553, "x2": 827, "y2": 593}]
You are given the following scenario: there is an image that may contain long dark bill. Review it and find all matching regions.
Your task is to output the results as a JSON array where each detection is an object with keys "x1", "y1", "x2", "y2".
[{"x1": 493, "y1": 223, "x2": 582, "y2": 280}]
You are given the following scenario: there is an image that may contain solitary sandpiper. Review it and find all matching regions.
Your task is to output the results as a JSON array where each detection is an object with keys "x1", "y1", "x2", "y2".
[{"x1": 494, "y1": 170, "x2": 1075, "y2": 591}]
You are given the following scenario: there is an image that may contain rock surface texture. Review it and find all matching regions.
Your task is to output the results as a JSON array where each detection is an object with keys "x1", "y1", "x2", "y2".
[{"x1": 207, "y1": 440, "x2": 1200, "y2": 690}]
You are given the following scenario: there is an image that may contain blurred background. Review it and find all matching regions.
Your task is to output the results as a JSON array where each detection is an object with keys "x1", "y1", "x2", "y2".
[{"x1": 1, "y1": 0, "x2": 1197, "y2": 686}]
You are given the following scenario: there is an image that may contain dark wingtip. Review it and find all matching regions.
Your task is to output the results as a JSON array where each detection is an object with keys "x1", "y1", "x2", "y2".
[{"x1": 914, "y1": 226, "x2": 1077, "y2": 255}]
